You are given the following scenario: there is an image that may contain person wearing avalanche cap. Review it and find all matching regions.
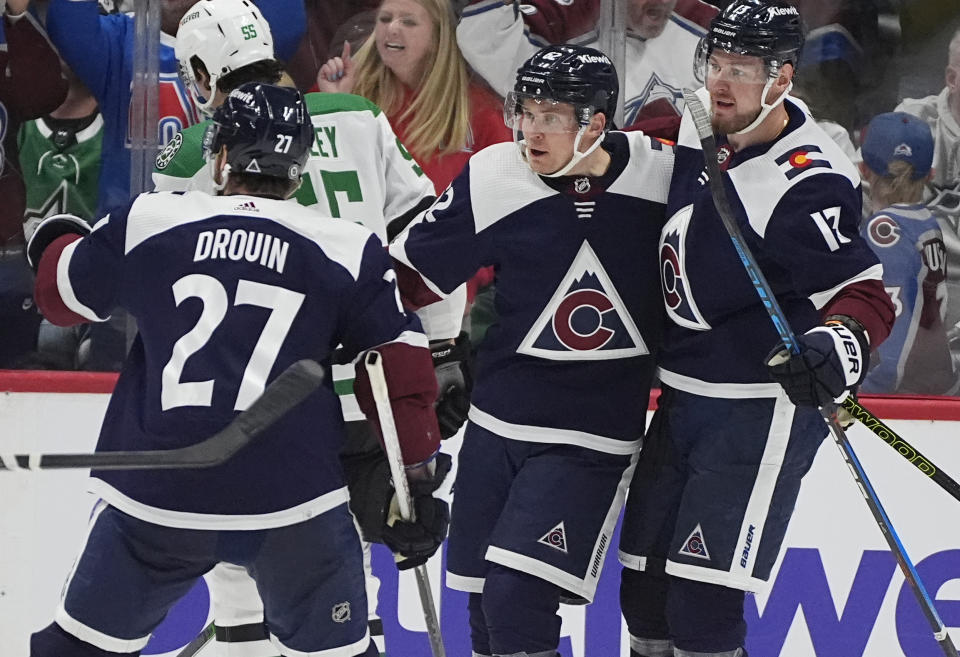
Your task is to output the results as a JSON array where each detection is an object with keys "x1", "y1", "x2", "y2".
[
  {"x1": 617, "y1": 2, "x2": 895, "y2": 656},
  {"x1": 858, "y1": 111, "x2": 960, "y2": 395}
]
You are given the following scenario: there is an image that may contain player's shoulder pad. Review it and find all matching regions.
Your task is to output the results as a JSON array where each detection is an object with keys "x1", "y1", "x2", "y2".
[
  {"x1": 607, "y1": 131, "x2": 674, "y2": 204},
  {"x1": 462, "y1": 142, "x2": 557, "y2": 233},
  {"x1": 727, "y1": 100, "x2": 860, "y2": 237},
  {"x1": 154, "y1": 121, "x2": 209, "y2": 174},
  {"x1": 304, "y1": 92, "x2": 382, "y2": 118}
]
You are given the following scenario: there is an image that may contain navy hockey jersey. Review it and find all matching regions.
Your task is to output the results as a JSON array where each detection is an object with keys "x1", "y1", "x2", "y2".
[
  {"x1": 659, "y1": 92, "x2": 885, "y2": 394},
  {"x1": 391, "y1": 133, "x2": 673, "y2": 453},
  {"x1": 860, "y1": 204, "x2": 958, "y2": 394},
  {"x1": 36, "y1": 192, "x2": 425, "y2": 529}
]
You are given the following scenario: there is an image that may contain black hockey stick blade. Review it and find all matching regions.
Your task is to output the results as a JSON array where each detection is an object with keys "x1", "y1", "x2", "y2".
[{"x1": 1, "y1": 359, "x2": 324, "y2": 471}]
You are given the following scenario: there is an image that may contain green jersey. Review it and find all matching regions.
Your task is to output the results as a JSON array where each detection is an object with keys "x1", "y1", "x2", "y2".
[{"x1": 19, "y1": 114, "x2": 104, "y2": 233}]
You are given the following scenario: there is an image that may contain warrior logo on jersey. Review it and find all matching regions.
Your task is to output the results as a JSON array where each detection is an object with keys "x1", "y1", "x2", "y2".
[
  {"x1": 518, "y1": 241, "x2": 648, "y2": 360},
  {"x1": 866, "y1": 215, "x2": 901, "y2": 247},
  {"x1": 775, "y1": 145, "x2": 831, "y2": 180},
  {"x1": 661, "y1": 205, "x2": 710, "y2": 331},
  {"x1": 678, "y1": 523, "x2": 711, "y2": 561},
  {"x1": 538, "y1": 521, "x2": 569, "y2": 554}
]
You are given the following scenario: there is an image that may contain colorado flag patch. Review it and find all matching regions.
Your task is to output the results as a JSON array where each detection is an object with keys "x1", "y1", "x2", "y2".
[
  {"x1": 776, "y1": 145, "x2": 831, "y2": 180},
  {"x1": 518, "y1": 241, "x2": 648, "y2": 360}
]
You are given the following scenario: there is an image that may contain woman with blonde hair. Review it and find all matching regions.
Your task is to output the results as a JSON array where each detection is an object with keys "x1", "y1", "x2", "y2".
[{"x1": 317, "y1": 0, "x2": 510, "y2": 193}]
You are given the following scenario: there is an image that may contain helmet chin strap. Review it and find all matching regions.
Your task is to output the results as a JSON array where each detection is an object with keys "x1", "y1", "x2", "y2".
[
  {"x1": 514, "y1": 123, "x2": 604, "y2": 178},
  {"x1": 731, "y1": 79, "x2": 793, "y2": 136}
]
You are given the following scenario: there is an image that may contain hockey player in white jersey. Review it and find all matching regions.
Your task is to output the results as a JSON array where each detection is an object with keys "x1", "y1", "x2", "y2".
[
  {"x1": 153, "y1": 1, "x2": 468, "y2": 654},
  {"x1": 456, "y1": 0, "x2": 717, "y2": 130}
]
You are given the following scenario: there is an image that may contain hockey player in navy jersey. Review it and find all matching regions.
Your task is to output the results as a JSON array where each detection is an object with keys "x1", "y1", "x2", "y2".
[
  {"x1": 390, "y1": 45, "x2": 673, "y2": 657},
  {"x1": 618, "y1": 2, "x2": 896, "y2": 656},
  {"x1": 858, "y1": 111, "x2": 959, "y2": 395},
  {"x1": 26, "y1": 83, "x2": 448, "y2": 657}
]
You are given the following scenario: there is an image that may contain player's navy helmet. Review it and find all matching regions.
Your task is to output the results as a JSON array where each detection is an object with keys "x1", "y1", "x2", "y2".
[
  {"x1": 695, "y1": 0, "x2": 804, "y2": 79},
  {"x1": 507, "y1": 45, "x2": 619, "y2": 128},
  {"x1": 207, "y1": 82, "x2": 313, "y2": 182}
]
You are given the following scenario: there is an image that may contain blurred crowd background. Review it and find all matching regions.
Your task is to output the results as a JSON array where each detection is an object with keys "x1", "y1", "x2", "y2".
[{"x1": 2, "y1": 0, "x2": 959, "y2": 397}]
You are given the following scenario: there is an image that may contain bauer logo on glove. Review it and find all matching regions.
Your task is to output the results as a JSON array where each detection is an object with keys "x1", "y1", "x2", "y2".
[{"x1": 766, "y1": 317, "x2": 869, "y2": 408}]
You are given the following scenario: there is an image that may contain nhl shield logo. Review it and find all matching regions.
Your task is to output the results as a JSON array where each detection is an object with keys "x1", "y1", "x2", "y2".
[
  {"x1": 538, "y1": 521, "x2": 569, "y2": 554},
  {"x1": 518, "y1": 241, "x2": 648, "y2": 361},
  {"x1": 678, "y1": 524, "x2": 711, "y2": 561},
  {"x1": 332, "y1": 601, "x2": 351, "y2": 623}
]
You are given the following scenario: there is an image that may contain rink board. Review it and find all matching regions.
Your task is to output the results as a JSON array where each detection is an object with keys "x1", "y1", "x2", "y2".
[{"x1": 2, "y1": 372, "x2": 960, "y2": 657}]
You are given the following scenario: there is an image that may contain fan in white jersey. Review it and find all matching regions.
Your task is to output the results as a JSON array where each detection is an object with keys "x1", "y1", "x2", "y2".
[
  {"x1": 456, "y1": 0, "x2": 717, "y2": 131},
  {"x1": 154, "y1": 1, "x2": 469, "y2": 655}
]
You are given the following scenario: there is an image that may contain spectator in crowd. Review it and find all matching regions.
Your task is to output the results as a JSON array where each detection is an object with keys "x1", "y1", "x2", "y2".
[
  {"x1": 19, "y1": 60, "x2": 103, "y2": 371},
  {"x1": 284, "y1": 0, "x2": 380, "y2": 90},
  {"x1": 896, "y1": 27, "x2": 960, "y2": 189},
  {"x1": 896, "y1": 27, "x2": 960, "y2": 367},
  {"x1": 0, "y1": 0, "x2": 68, "y2": 368},
  {"x1": 454, "y1": 0, "x2": 717, "y2": 133},
  {"x1": 44, "y1": 0, "x2": 305, "y2": 217},
  {"x1": 858, "y1": 112, "x2": 959, "y2": 395},
  {"x1": 316, "y1": 0, "x2": 512, "y2": 194}
]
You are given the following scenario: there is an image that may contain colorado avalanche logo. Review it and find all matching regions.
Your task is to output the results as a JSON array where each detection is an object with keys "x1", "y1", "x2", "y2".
[
  {"x1": 678, "y1": 523, "x2": 711, "y2": 561},
  {"x1": 518, "y1": 241, "x2": 648, "y2": 360},
  {"x1": 537, "y1": 521, "x2": 569, "y2": 554},
  {"x1": 866, "y1": 215, "x2": 900, "y2": 247},
  {"x1": 661, "y1": 206, "x2": 710, "y2": 331}
]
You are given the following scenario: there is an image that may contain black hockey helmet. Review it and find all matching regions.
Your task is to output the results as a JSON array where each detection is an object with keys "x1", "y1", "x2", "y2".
[
  {"x1": 695, "y1": 0, "x2": 804, "y2": 79},
  {"x1": 506, "y1": 44, "x2": 619, "y2": 129},
  {"x1": 207, "y1": 82, "x2": 313, "y2": 182}
]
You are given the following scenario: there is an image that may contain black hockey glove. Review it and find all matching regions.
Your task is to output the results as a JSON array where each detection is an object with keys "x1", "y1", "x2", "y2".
[
  {"x1": 26, "y1": 214, "x2": 92, "y2": 272},
  {"x1": 431, "y1": 333, "x2": 473, "y2": 439},
  {"x1": 382, "y1": 452, "x2": 452, "y2": 570},
  {"x1": 766, "y1": 317, "x2": 869, "y2": 408}
]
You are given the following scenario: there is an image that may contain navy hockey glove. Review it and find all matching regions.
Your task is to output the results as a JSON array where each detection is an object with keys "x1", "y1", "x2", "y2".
[
  {"x1": 431, "y1": 333, "x2": 473, "y2": 439},
  {"x1": 382, "y1": 452, "x2": 452, "y2": 570},
  {"x1": 766, "y1": 318, "x2": 869, "y2": 408},
  {"x1": 26, "y1": 214, "x2": 91, "y2": 272}
]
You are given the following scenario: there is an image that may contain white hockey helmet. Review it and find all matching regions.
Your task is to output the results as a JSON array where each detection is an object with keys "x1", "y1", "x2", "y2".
[{"x1": 175, "y1": 0, "x2": 275, "y2": 115}]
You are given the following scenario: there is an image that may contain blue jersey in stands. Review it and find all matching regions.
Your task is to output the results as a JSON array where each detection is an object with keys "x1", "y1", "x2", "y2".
[
  {"x1": 45, "y1": 0, "x2": 305, "y2": 215},
  {"x1": 47, "y1": 191, "x2": 423, "y2": 529},
  {"x1": 660, "y1": 92, "x2": 884, "y2": 394},
  {"x1": 860, "y1": 203, "x2": 957, "y2": 394},
  {"x1": 391, "y1": 132, "x2": 673, "y2": 452}
]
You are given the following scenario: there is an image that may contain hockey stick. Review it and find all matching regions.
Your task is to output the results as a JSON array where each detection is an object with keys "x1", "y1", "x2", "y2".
[
  {"x1": 840, "y1": 395, "x2": 960, "y2": 503},
  {"x1": 682, "y1": 89, "x2": 958, "y2": 657},
  {"x1": 364, "y1": 351, "x2": 446, "y2": 657},
  {"x1": 0, "y1": 359, "x2": 325, "y2": 471}
]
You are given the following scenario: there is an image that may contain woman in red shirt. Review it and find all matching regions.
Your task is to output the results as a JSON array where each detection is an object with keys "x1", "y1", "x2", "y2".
[{"x1": 316, "y1": 0, "x2": 511, "y2": 193}]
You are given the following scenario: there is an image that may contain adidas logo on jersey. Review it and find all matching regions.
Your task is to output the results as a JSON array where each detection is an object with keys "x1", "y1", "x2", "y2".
[
  {"x1": 234, "y1": 200, "x2": 259, "y2": 212},
  {"x1": 518, "y1": 241, "x2": 648, "y2": 361},
  {"x1": 538, "y1": 521, "x2": 569, "y2": 553}
]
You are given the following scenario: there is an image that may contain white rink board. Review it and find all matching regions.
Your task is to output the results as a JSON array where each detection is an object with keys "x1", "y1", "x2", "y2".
[{"x1": 2, "y1": 387, "x2": 960, "y2": 657}]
